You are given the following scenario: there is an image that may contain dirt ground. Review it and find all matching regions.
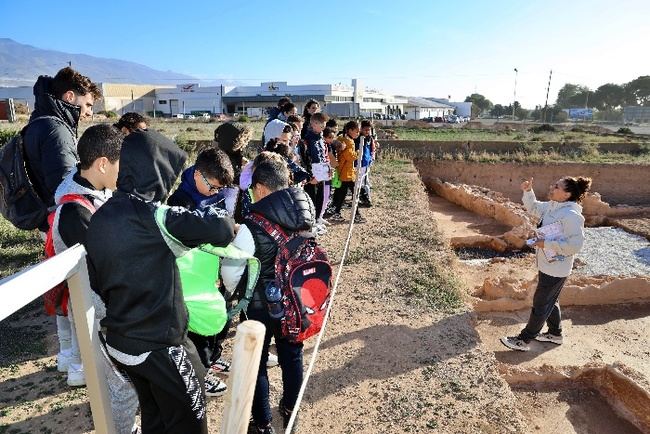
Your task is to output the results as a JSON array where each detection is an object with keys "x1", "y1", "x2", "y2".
[{"x1": 2, "y1": 157, "x2": 648, "y2": 433}]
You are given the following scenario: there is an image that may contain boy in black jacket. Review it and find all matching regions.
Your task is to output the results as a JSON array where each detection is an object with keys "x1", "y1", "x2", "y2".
[{"x1": 86, "y1": 129, "x2": 236, "y2": 434}]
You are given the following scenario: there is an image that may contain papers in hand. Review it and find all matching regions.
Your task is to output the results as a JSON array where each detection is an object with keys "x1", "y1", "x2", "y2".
[
  {"x1": 311, "y1": 163, "x2": 331, "y2": 182},
  {"x1": 536, "y1": 221, "x2": 563, "y2": 262}
]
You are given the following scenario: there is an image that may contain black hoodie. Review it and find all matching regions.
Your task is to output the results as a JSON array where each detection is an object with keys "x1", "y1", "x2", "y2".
[
  {"x1": 23, "y1": 76, "x2": 80, "y2": 215},
  {"x1": 86, "y1": 129, "x2": 236, "y2": 354}
]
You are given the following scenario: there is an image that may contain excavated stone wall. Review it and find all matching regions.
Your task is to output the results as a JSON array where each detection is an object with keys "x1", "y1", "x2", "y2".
[
  {"x1": 416, "y1": 160, "x2": 650, "y2": 205},
  {"x1": 499, "y1": 364, "x2": 650, "y2": 433}
]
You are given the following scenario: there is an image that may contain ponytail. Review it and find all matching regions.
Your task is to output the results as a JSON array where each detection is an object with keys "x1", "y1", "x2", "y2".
[{"x1": 563, "y1": 176, "x2": 592, "y2": 202}]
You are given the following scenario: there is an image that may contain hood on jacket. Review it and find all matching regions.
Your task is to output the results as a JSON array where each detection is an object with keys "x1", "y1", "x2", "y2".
[
  {"x1": 30, "y1": 75, "x2": 80, "y2": 133},
  {"x1": 117, "y1": 129, "x2": 187, "y2": 202},
  {"x1": 250, "y1": 187, "x2": 314, "y2": 232},
  {"x1": 55, "y1": 168, "x2": 112, "y2": 209}
]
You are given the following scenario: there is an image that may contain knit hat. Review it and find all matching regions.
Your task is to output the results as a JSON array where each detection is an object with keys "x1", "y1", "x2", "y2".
[
  {"x1": 214, "y1": 122, "x2": 251, "y2": 154},
  {"x1": 263, "y1": 119, "x2": 290, "y2": 143}
]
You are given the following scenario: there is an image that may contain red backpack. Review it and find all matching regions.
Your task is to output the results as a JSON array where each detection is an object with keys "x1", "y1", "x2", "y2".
[
  {"x1": 43, "y1": 194, "x2": 95, "y2": 316},
  {"x1": 247, "y1": 213, "x2": 332, "y2": 343}
]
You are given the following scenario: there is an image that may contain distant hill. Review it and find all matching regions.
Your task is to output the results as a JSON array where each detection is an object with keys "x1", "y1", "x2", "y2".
[{"x1": 0, "y1": 38, "x2": 197, "y2": 87}]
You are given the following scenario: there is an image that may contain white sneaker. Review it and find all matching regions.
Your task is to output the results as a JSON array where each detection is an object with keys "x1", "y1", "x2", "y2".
[
  {"x1": 205, "y1": 373, "x2": 228, "y2": 397},
  {"x1": 535, "y1": 332, "x2": 563, "y2": 345},
  {"x1": 317, "y1": 217, "x2": 331, "y2": 226},
  {"x1": 500, "y1": 336, "x2": 530, "y2": 352},
  {"x1": 67, "y1": 363, "x2": 86, "y2": 387},
  {"x1": 57, "y1": 349, "x2": 73, "y2": 373},
  {"x1": 267, "y1": 353, "x2": 279, "y2": 368}
]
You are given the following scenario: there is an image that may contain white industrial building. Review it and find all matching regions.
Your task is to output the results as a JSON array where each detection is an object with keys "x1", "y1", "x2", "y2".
[
  {"x1": 402, "y1": 97, "x2": 455, "y2": 120},
  {"x1": 155, "y1": 83, "x2": 233, "y2": 116},
  {"x1": 222, "y1": 79, "x2": 407, "y2": 118}
]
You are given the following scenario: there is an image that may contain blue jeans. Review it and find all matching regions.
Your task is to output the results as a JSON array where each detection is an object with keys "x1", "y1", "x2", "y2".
[{"x1": 246, "y1": 305, "x2": 304, "y2": 426}]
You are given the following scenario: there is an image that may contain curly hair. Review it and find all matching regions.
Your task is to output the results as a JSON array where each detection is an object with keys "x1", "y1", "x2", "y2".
[
  {"x1": 562, "y1": 176, "x2": 592, "y2": 203},
  {"x1": 51, "y1": 67, "x2": 102, "y2": 100}
]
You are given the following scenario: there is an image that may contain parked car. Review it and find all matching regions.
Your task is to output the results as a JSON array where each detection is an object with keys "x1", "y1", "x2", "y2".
[
  {"x1": 446, "y1": 115, "x2": 461, "y2": 123},
  {"x1": 185, "y1": 114, "x2": 196, "y2": 120},
  {"x1": 173, "y1": 113, "x2": 184, "y2": 119},
  {"x1": 434, "y1": 116, "x2": 444, "y2": 123}
]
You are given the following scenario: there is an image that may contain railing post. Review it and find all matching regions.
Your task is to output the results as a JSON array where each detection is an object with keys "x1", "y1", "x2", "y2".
[
  {"x1": 67, "y1": 255, "x2": 116, "y2": 434},
  {"x1": 220, "y1": 320, "x2": 266, "y2": 434}
]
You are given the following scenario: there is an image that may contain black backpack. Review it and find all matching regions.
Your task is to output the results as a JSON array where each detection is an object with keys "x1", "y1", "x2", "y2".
[{"x1": 0, "y1": 117, "x2": 54, "y2": 230}]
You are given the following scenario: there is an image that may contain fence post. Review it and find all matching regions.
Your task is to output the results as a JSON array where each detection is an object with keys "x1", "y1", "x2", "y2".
[
  {"x1": 220, "y1": 320, "x2": 265, "y2": 434},
  {"x1": 67, "y1": 256, "x2": 116, "y2": 434}
]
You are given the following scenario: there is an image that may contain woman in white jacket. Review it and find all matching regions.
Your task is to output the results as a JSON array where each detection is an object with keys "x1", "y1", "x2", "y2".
[{"x1": 501, "y1": 175, "x2": 592, "y2": 351}]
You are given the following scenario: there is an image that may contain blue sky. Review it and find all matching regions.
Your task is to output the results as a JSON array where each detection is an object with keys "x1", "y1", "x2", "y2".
[{"x1": 2, "y1": 0, "x2": 649, "y2": 107}]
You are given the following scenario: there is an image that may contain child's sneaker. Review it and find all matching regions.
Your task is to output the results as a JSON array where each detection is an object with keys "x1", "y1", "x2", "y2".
[
  {"x1": 317, "y1": 217, "x2": 331, "y2": 226},
  {"x1": 535, "y1": 332, "x2": 563, "y2": 345},
  {"x1": 329, "y1": 212, "x2": 345, "y2": 222},
  {"x1": 267, "y1": 352, "x2": 279, "y2": 368},
  {"x1": 205, "y1": 374, "x2": 227, "y2": 397},
  {"x1": 354, "y1": 212, "x2": 367, "y2": 224},
  {"x1": 67, "y1": 363, "x2": 86, "y2": 387},
  {"x1": 279, "y1": 399, "x2": 297, "y2": 431},
  {"x1": 209, "y1": 358, "x2": 231, "y2": 376},
  {"x1": 248, "y1": 423, "x2": 275, "y2": 434},
  {"x1": 500, "y1": 336, "x2": 530, "y2": 352}
]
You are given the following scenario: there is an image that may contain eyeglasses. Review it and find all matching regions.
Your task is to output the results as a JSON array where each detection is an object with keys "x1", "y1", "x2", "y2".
[
  {"x1": 552, "y1": 183, "x2": 564, "y2": 190},
  {"x1": 198, "y1": 171, "x2": 222, "y2": 193}
]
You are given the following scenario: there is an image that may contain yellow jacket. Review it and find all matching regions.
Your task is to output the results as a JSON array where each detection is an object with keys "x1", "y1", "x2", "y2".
[{"x1": 336, "y1": 134, "x2": 358, "y2": 182}]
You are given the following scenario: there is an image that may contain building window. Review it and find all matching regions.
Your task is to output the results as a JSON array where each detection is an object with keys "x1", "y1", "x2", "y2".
[{"x1": 158, "y1": 100, "x2": 167, "y2": 104}]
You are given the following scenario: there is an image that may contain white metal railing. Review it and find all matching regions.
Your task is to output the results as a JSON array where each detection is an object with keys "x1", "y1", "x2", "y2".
[{"x1": 0, "y1": 243, "x2": 264, "y2": 434}]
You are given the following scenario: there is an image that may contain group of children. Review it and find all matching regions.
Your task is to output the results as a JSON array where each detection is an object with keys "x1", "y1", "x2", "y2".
[{"x1": 44, "y1": 100, "x2": 378, "y2": 434}]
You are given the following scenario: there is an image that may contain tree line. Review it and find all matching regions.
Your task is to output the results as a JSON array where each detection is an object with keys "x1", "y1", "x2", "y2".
[{"x1": 463, "y1": 75, "x2": 649, "y2": 121}]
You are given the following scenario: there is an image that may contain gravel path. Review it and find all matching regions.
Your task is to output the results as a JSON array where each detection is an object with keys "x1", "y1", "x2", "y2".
[{"x1": 576, "y1": 227, "x2": 650, "y2": 276}]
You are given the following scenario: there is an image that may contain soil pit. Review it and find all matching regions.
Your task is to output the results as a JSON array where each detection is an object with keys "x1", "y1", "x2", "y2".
[{"x1": 511, "y1": 384, "x2": 643, "y2": 434}]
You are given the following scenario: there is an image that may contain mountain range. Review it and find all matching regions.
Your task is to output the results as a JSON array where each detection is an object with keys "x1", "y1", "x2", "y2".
[{"x1": 0, "y1": 38, "x2": 198, "y2": 87}]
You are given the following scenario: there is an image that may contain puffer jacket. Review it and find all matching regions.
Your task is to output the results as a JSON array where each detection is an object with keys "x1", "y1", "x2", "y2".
[
  {"x1": 23, "y1": 75, "x2": 80, "y2": 216},
  {"x1": 336, "y1": 134, "x2": 358, "y2": 182},
  {"x1": 86, "y1": 129, "x2": 236, "y2": 355},
  {"x1": 523, "y1": 190, "x2": 585, "y2": 277},
  {"x1": 221, "y1": 188, "x2": 314, "y2": 311}
]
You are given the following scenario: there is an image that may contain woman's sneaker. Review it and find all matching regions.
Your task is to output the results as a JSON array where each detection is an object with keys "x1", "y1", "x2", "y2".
[
  {"x1": 500, "y1": 336, "x2": 530, "y2": 352},
  {"x1": 535, "y1": 332, "x2": 563, "y2": 345},
  {"x1": 205, "y1": 373, "x2": 227, "y2": 397},
  {"x1": 209, "y1": 358, "x2": 231, "y2": 376}
]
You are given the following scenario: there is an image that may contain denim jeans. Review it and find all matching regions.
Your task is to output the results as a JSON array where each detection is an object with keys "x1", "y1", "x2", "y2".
[
  {"x1": 519, "y1": 271, "x2": 567, "y2": 341},
  {"x1": 246, "y1": 305, "x2": 304, "y2": 426}
]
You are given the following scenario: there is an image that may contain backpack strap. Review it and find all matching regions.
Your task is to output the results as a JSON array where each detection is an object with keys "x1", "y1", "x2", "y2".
[
  {"x1": 58, "y1": 194, "x2": 96, "y2": 214},
  {"x1": 246, "y1": 212, "x2": 290, "y2": 246}
]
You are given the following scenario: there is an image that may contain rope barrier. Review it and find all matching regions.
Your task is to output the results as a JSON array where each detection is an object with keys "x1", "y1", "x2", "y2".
[{"x1": 284, "y1": 137, "x2": 368, "y2": 433}]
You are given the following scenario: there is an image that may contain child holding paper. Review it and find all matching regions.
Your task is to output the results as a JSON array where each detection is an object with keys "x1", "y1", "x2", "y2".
[{"x1": 501, "y1": 175, "x2": 591, "y2": 352}]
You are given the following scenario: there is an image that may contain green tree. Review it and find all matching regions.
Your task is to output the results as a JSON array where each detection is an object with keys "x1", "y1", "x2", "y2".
[
  {"x1": 556, "y1": 83, "x2": 590, "y2": 108},
  {"x1": 592, "y1": 83, "x2": 626, "y2": 110},
  {"x1": 489, "y1": 104, "x2": 507, "y2": 117},
  {"x1": 464, "y1": 93, "x2": 493, "y2": 117},
  {"x1": 625, "y1": 75, "x2": 650, "y2": 106}
]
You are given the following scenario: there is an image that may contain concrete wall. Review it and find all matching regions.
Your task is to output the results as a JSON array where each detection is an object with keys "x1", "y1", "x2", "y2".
[
  {"x1": 415, "y1": 159, "x2": 650, "y2": 205},
  {"x1": 385, "y1": 140, "x2": 647, "y2": 154}
]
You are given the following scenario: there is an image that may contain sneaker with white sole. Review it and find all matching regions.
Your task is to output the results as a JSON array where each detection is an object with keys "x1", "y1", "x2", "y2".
[
  {"x1": 500, "y1": 336, "x2": 530, "y2": 352},
  {"x1": 205, "y1": 373, "x2": 227, "y2": 397},
  {"x1": 317, "y1": 217, "x2": 331, "y2": 226},
  {"x1": 209, "y1": 358, "x2": 231, "y2": 376},
  {"x1": 535, "y1": 332, "x2": 563, "y2": 345},
  {"x1": 329, "y1": 212, "x2": 345, "y2": 222},
  {"x1": 67, "y1": 363, "x2": 86, "y2": 387},
  {"x1": 267, "y1": 353, "x2": 279, "y2": 368}
]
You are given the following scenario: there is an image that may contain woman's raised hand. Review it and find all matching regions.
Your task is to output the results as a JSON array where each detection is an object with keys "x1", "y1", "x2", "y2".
[{"x1": 521, "y1": 177, "x2": 534, "y2": 192}]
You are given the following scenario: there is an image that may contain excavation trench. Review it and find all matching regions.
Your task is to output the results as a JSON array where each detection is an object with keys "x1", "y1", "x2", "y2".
[
  {"x1": 500, "y1": 364, "x2": 650, "y2": 433},
  {"x1": 416, "y1": 163, "x2": 650, "y2": 433}
]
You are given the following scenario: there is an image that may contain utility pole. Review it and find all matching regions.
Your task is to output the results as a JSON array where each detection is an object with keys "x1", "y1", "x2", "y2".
[
  {"x1": 513, "y1": 68, "x2": 518, "y2": 120},
  {"x1": 542, "y1": 69, "x2": 553, "y2": 123}
]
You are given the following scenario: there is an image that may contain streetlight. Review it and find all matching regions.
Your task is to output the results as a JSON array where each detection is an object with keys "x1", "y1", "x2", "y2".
[{"x1": 513, "y1": 68, "x2": 518, "y2": 120}]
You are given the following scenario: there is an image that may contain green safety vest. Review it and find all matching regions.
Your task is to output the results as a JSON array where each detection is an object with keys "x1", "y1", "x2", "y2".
[{"x1": 154, "y1": 206, "x2": 260, "y2": 336}]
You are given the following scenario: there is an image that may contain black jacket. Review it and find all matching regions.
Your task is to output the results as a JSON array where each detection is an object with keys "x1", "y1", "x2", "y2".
[
  {"x1": 244, "y1": 187, "x2": 314, "y2": 309},
  {"x1": 86, "y1": 130, "x2": 236, "y2": 354},
  {"x1": 23, "y1": 76, "x2": 80, "y2": 216}
]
